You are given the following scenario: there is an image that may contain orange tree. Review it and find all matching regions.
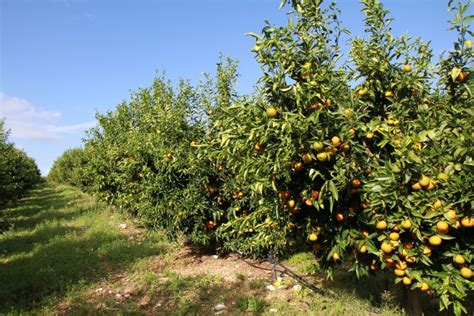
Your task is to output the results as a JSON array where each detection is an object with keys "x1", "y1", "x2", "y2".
[
  {"x1": 202, "y1": 0, "x2": 368, "y2": 259},
  {"x1": 0, "y1": 120, "x2": 41, "y2": 208},
  {"x1": 345, "y1": 0, "x2": 473, "y2": 314}
]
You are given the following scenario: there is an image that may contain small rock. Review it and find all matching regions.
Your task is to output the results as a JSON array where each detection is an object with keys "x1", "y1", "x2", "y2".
[
  {"x1": 266, "y1": 285, "x2": 276, "y2": 291},
  {"x1": 212, "y1": 255, "x2": 219, "y2": 259},
  {"x1": 214, "y1": 303, "x2": 226, "y2": 311},
  {"x1": 293, "y1": 284, "x2": 302, "y2": 291},
  {"x1": 140, "y1": 295, "x2": 151, "y2": 306},
  {"x1": 269, "y1": 308, "x2": 278, "y2": 313},
  {"x1": 124, "y1": 293, "x2": 131, "y2": 298},
  {"x1": 115, "y1": 293, "x2": 123, "y2": 299},
  {"x1": 119, "y1": 223, "x2": 127, "y2": 229},
  {"x1": 95, "y1": 287, "x2": 104, "y2": 293},
  {"x1": 123, "y1": 287, "x2": 133, "y2": 294}
]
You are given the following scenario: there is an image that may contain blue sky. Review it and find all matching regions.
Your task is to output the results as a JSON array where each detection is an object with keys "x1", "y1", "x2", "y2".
[{"x1": 0, "y1": 0, "x2": 462, "y2": 175}]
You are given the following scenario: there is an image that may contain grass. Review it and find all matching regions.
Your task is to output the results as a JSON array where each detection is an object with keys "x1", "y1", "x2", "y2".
[{"x1": 0, "y1": 182, "x2": 431, "y2": 315}]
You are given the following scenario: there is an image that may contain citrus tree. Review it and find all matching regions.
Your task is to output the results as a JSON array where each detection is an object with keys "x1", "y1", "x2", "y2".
[{"x1": 0, "y1": 120, "x2": 41, "y2": 208}]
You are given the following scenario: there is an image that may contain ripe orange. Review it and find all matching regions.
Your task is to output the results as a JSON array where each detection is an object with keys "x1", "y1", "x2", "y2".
[
  {"x1": 312, "y1": 141, "x2": 324, "y2": 152},
  {"x1": 385, "y1": 90, "x2": 394, "y2": 98},
  {"x1": 445, "y1": 209, "x2": 456, "y2": 220},
  {"x1": 437, "y1": 172, "x2": 449, "y2": 182},
  {"x1": 381, "y1": 242, "x2": 393, "y2": 253},
  {"x1": 361, "y1": 230, "x2": 369, "y2": 238},
  {"x1": 266, "y1": 107, "x2": 278, "y2": 118},
  {"x1": 394, "y1": 269, "x2": 405, "y2": 277},
  {"x1": 411, "y1": 182, "x2": 422, "y2": 191},
  {"x1": 358, "y1": 88, "x2": 367, "y2": 96},
  {"x1": 423, "y1": 247, "x2": 432, "y2": 256},
  {"x1": 401, "y1": 219, "x2": 412, "y2": 230},
  {"x1": 389, "y1": 232, "x2": 400, "y2": 241},
  {"x1": 429, "y1": 235, "x2": 442, "y2": 246},
  {"x1": 302, "y1": 153, "x2": 312, "y2": 163},
  {"x1": 294, "y1": 162, "x2": 304, "y2": 171},
  {"x1": 418, "y1": 175, "x2": 431, "y2": 188},
  {"x1": 376, "y1": 220, "x2": 388, "y2": 230},
  {"x1": 436, "y1": 221, "x2": 449, "y2": 234},
  {"x1": 402, "y1": 277, "x2": 412, "y2": 286},
  {"x1": 461, "y1": 216, "x2": 473, "y2": 228},
  {"x1": 453, "y1": 255, "x2": 465, "y2": 265},
  {"x1": 316, "y1": 152, "x2": 329, "y2": 162},
  {"x1": 460, "y1": 267, "x2": 472, "y2": 279},
  {"x1": 456, "y1": 70, "x2": 469, "y2": 82},
  {"x1": 331, "y1": 136, "x2": 341, "y2": 147},
  {"x1": 305, "y1": 198, "x2": 313, "y2": 206},
  {"x1": 335, "y1": 213, "x2": 344, "y2": 222},
  {"x1": 406, "y1": 256, "x2": 416, "y2": 263},
  {"x1": 366, "y1": 131, "x2": 374, "y2": 139},
  {"x1": 341, "y1": 143, "x2": 350, "y2": 152},
  {"x1": 254, "y1": 143, "x2": 264, "y2": 151},
  {"x1": 288, "y1": 200, "x2": 296, "y2": 209},
  {"x1": 351, "y1": 179, "x2": 362, "y2": 189},
  {"x1": 433, "y1": 199, "x2": 443, "y2": 210},
  {"x1": 309, "y1": 233, "x2": 318, "y2": 242},
  {"x1": 403, "y1": 64, "x2": 413, "y2": 73},
  {"x1": 427, "y1": 181, "x2": 436, "y2": 190},
  {"x1": 396, "y1": 261, "x2": 408, "y2": 270},
  {"x1": 358, "y1": 245, "x2": 367, "y2": 253},
  {"x1": 420, "y1": 282, "x2": 429, "y2": 292}
]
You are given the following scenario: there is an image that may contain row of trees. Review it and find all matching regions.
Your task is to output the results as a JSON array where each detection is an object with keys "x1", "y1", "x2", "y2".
[
  {"x1": 49, "y1": 0, "x2": 473, "y2": 314},
  {"x1": 0, "y1": 121, "x2": 42, "y2": 208}
]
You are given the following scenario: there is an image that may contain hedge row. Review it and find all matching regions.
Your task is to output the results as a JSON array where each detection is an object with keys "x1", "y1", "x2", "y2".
[
  {"x1": 49, "y1": 0, "x2": 473, "y2": 314},
  {"x1": 0, "y1": 120, "x2": 42, "y2": 208}
]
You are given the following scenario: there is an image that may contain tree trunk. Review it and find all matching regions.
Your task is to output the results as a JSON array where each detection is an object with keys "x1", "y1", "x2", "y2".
[{"x1": 403, "y1": 287, "x2": 423, "y2": 316}]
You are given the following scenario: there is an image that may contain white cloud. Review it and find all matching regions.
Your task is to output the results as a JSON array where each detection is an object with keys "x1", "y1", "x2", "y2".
[{"x1": 0, "y1": 92, "x2": 95, "y2": 141}]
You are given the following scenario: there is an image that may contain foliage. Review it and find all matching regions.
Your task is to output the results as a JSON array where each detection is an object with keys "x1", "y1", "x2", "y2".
[
  {"x1": 0, "y1": 120, "x2": 42, "y2": 208},
  {"x1": 48, "y1": 147, "x2": 89, "y2": 189},
  {"x1": 49, "y1": 0, "x2": 473, "y2": 314}
]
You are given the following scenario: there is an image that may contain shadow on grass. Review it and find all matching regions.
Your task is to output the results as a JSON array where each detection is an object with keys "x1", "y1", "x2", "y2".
[{"x1": 0, "y1": 183, "x2": 167, "y2": 313}]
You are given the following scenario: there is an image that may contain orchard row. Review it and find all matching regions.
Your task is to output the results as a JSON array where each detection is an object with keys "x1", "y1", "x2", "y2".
[{"x1": 48, "y1": 0, "x2": 473, "y2": 314}]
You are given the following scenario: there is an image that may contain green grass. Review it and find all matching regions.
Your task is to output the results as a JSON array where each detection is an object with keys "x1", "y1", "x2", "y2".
[{"x1": 0, "y1": 183, "x2": 428, "y2": 315}]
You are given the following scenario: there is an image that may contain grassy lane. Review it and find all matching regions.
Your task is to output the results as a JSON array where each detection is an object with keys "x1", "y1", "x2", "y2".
[
  {"x1": 0, "y1": 183, "x2": 167, "y2": 314},
  {"x1": 1, "y1": 183, "x2": 410, "y2": 315}
]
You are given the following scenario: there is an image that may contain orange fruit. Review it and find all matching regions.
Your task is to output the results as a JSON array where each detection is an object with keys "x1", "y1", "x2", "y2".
[
  {"x1": 433, "y1": 199, "x2": 443, "y2": 210},
  {"x1": 366, "y1": 131, "x2": 374, "y2": 139},
  {"x1": 335, "y1": 213, "x2": 344, "y2": 222},
  {"x1": 420, "y1": 282, "x2": 429, "y2": 292},
  {"x1": 389, "y1": 232, "x2": 400, "y2": 241},
  {"x1": 429, "y1": 235, "x2": 442, "y2": 246},
  {"x1": 331, "y1": 136, "x2": 341, "y2": 147},
  {"x1": 385, "y1": 90, "x2": 394, "y2": 98},
  {"x1": 401, "y1": 219, "x2": 412, "y2": 230},
  {"x1": 309, "y1": 233, "x2": 318, "y2": 242},
  {"x1": 266, "y1": 107, "x2": 278, "y2": 118},
  {"x1": 456, "y1": 70, "x2": 469, "y2": 82},
  {"x1": 418, "y1": 175, "x2": 430, "y2": 188},
  {"x1": 302, "y1": 153, "x2": 312, "y2": 163},
  {"x1": 316, "y1": 152, "x2": 329, "y2": 162},
  {"x1": 437, "y1": 172, "x2": 449, "y2": 182},
  {"x1": 358, "y1": 88, "x2": 367, "y2": 96},
  {"x1": 254, "y1": 143, "x2": 264, "y2": 151},
  {"x1": 332, "y1": 252, "x2": 340, "y2": 261},
  {"x1": 376, "y1": 220, "x2": 388, "y2": 230},
  {"x1": 460, "y1": 267, "x2": 472, "y2": 279},
  {"x1": 341, "y1": 143, "x2": 350, "y2": 152},
  {"x1": 396, "y1": 261, "x2": 408, "y2": 270},
  {"x1": 288, "y1": 200, "x2": 296, "y2": 209},
  {"x1": 412, "y1": 182, "x2": 422, "y2": 191},
  {"x1": 402, "y1": 277, "x2": 412, "y2": 286},
  {"x1": 427, "y1": 181, "x2": 436, "y2": 190},
  {"x1": 361, "y1": 230, "x2": 369, "y2": 238},
  {"x1": 358, "y1": 245, "x2": 367, "y2": 253},
  {"x1": 381, "y1": 242, "x2": 393, "y2": 253},
  {"x1": 294, "y1": 162, "x2": 304, "y2": 171},
  {"x1": 423, "y1": 247, "x2": 432, "y2": 256},
  {"x1": 312, "y1": 141, "x2": 324, "y2": 152},
  {"x1": 406, "y1": 256, "x2": 416, "y2": 263},
  {"x1": 394, "y1": 269, "x2": 405, "y2": 277},
  {"x1": 351, "y1": 179, "x2": 362, "y2": 189},
  {"x1": 453, "y1": 255, "x2": 465, "y2": 265},
  {"x1": 403, "y1": 64, "x2": 413, "y2": 73},
  {"x1": 445, "y1": 209, "x2": 456, "y2": 220},
  {"x1": 436, "y1": 221, "x2": 449, "y2": 234},
  {"x1": 305, "y1": 199, "x2": 313, "y2": 206}
]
